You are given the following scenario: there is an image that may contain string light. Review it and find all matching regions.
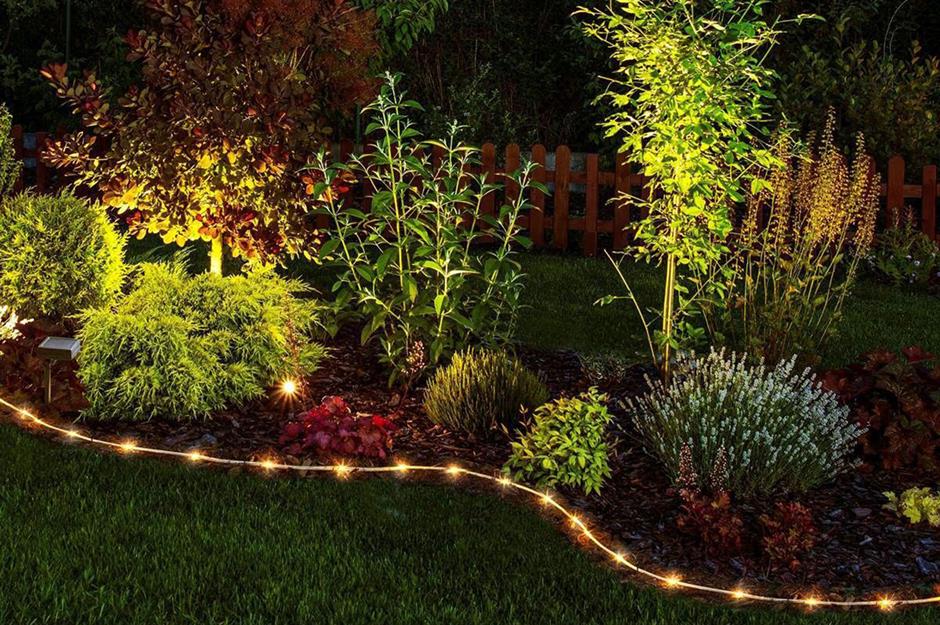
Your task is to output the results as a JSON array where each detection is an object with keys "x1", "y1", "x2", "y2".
[
  {"x1": 280, "y1": 379, "x2": 298, "y2": 396},
  {"x1": 0, "y1": 393, "x2": 938, "y2": 612}
]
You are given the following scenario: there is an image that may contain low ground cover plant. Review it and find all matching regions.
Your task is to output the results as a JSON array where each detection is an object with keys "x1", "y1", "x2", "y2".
[
  {"x1": 866, "y1": 218, "x2": 940, "y2": 289},
  {"x1": 884, "y1": 487, "x2": 940, "y2": 527},
  {"x1": 0, "y1": 192, "x2": 125, "y2": 322},
  {"x1": 504, "y1": 388, "x2": 613, "y2": 495},
  {"x1": 309, "y1": 75, "x2": 543, "y2": 383},
  {"x1": 758, "y1": 502, "x2": 818, "y2": 572},
  {"x1": 627, "y1": 349, "x2": 862, "y2": 497},
  {"x1": 424, "y1": 348, "x2": 548, "y2": 436},
  {"x1": 280, "y1": 396, "x2": 396, "y2": 459},
  {"x1": 822, "y1": 347, "x2": 940, "y2": 471},
  {"x1": 79, "y1": 262, "x2": 327, "y2": 421}
]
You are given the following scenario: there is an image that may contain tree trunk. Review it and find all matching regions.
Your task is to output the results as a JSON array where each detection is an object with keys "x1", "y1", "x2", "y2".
[{"x1": 209, "y1": 238, "x2": 223, "y2": 275}]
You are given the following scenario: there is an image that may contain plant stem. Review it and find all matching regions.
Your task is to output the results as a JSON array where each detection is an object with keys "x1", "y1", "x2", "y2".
[{"x1": 209, "y1": 237, "x2": 223, "y2": 275}]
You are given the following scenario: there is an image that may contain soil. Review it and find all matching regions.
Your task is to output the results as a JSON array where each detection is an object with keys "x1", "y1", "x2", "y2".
[{"x1": 1, "y1": 325, "x2": 938, "y2": 602}]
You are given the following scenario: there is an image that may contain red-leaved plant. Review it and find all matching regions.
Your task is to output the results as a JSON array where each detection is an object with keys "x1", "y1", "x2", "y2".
[
  {"x1": 758, "y1": 502, "x2": 818, "y2": 572},
  {"x1": 280, "y1": 396, "x2": 396, "y2": 459},
  {"x1": 674, "y1": 445, "x2": 747, "y2": 556},
  {"x1": 821, "y1": 347, "x2": 940, "y2": 471}
]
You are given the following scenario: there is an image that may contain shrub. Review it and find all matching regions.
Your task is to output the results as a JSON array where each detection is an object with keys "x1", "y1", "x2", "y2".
[
  {"x1": 0, "y1": 103, "x2": 20, "y2": 196},
  {"x1": 709, "y1": 117, "x2": 880, "y2": 365},
  {"x1": 423, "y1": 348, "x2": 548, "y2": 435},
  {"x1": 884, "y1": 488, "x2": 940, "y2": 528},
  {"x1": 0, "y1": 192, "x2": 125, "y2": 321},
  {"x1": 309, "y1": 75, "x2": 543, "y2": 383},
  {"x1": 627, "y1": 349, "x2": 862, "y2": 497},
  {"x1": 866, "y1": 218, "x2": 940, "y2": 289},
  {"x1": 821, "y1": 347, "x2": 940, "y2": 471},
  {"x1": 504, "y1": 388, "x2": 613, "y2": 495},
  {"x1": 78, "y1": 262, "x2": 327, "y2": 421},
  {"x1": 42, "y1": 0, "x2": 379, "y2": 272},
  {"x1": 758, "y1": 502, "x2": 818, "y2": 572},
  {"x1": 674, "y1": 445, "x2": 746, "y2": 557},
  {"x1": 280, "y1": 396, "x2": 396, "y2": 459},
  {"x1": 0, "y1": 306, "x2": 23, "y2": 345}
]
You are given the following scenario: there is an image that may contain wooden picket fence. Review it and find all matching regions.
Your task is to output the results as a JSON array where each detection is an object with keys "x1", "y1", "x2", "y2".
[{"x1": 10, "y1": 125, "x2": 939, "y2": 255}]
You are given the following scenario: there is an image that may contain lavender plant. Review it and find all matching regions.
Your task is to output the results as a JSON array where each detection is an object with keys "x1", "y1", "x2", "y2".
[{"x1": 627, "y1": 349, "x2": 862, "y2": 497}]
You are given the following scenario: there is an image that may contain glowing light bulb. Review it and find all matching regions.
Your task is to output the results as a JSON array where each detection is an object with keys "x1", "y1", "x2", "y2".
[
  {"x1": 261, "y1": 458, "x2": 277, "y2": 471},
  {"x1": 732, "y1": 589, "x2": 747, "y2": 600},
  {"x1": 663, "y1": 575, "x2": 681, "y2": 588},
  {"x1": 541, "y1": 494, "x2": 554, "y2": 506},
  {"x1": 188, "y1": 451, "x2": 203, "y2": 462},
  {"x1": 395, "y1": 463, "x2": 409, "y2": 473},
  {"x1": 119, "y1": 440, "x2": 137, "y2": 453},
  {"x1": 446, "y1": 465, "x2": 462, "y2": 476},
  {"x1": 280, "y1": 379, "x2": 298, "y2": 396},
  {"x1": 613, "y1": 553, "x2": 627, "y2": 565},
  {"x1": 335, "y1": 464, "x2": 352, "y2": 478},
  {"x1": 803, "y1": 596, "x2": 820, "y2": 608},
  {"x1": 66, "y1": 430, "x2": 80, "y2": 439},
  {"x1": 498, "y1": 476, "x2": 511, "y2": 487},
  {"x1": 878, "y1": 597, "x2": 895, "y2": 612}
]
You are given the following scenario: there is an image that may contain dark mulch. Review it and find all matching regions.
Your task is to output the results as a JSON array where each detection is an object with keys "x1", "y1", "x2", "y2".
[{"x1": 2, "y1": 326, "x2": 939, "y2": 602}]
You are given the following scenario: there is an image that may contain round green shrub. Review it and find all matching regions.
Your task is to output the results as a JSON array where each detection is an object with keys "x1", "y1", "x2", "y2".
[
  {"x1": 0, "y1": 103, "x2": 20, "y2": 196},
  {"x1": 0, "y1": 192, "x2": 125, "y2": 321},
  {"x1": 78, "y1": 262, "x2": 328, "y2": 421},
  {"x1": 423, "y1": 348, "x2": 548, "y2": 435}
]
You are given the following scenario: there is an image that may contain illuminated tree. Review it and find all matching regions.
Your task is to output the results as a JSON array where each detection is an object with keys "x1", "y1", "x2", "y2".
[{"x1": 42, "y1": 0, "x2": 378, "y2": 273}]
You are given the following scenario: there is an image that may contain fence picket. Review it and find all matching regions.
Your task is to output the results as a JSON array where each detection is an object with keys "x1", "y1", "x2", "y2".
[
  {"x1": 584, "y1": 153, "x2": 599, "y2": 257},
  {"x1": 614, "y1": 153, "x2": 631, "y2": 250},
  {"x1": 887, "y1": 155, "x2": 905, "y2": 227},
  {"x1": 530, "y1": 144, "x2": 547, "y2": 248},
  {"x1": 552, "y1": 145, "x2": 571, "y2": 250},
  {"x1": 924, "y1": 165, "x2": 937, "y2": 241}
]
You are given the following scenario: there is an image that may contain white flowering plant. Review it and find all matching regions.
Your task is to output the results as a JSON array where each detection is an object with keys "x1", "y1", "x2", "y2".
[
  {"x1": 0, "y1": 305, "x2": 24, "y2": 343},
  {"x1": 626, "y1": 349, "x2": 862, "y2": 497}
]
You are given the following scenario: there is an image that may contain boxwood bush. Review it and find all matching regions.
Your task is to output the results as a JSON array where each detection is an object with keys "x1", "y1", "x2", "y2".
[
  {"x1": 78, "y1": 262, "x2": 328, "y2": 421},
  {"x1": 0, "y1": 192, "x2": 125, "y2": 321},
  {"x1": 423, "y1": 348, "x2": 548, "y2": 435}
]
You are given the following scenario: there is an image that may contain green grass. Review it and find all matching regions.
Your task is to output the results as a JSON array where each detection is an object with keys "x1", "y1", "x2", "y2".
[
  {"x1": 3, "y1": 246, "x2": 939, "y2": 623},
  {"x1": 517, "y1": 252, "x2": 940, "y2": 368},
  {"x1": 1, "y1": 425, "x2": 936, "y2": 625}
]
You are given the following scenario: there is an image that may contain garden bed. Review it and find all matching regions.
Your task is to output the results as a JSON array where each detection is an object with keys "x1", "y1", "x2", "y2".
[{"x1": 3, "y1": 325, "x2": 938, "y2": 605}]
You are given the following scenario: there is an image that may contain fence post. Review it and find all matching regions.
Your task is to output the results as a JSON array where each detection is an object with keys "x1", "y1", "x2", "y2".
[
  {"x1": 553, "y1": 145, "x2": 571, "y2": 250},
  {"x1": 481, "y1": 143, "x2": 496, "y2": 222},
  {"x1": 886, "y1": 155, "x2": 905, "y2": 228},
  {"x1": 530, "y1": 144, "x2": 546, "y2": 249},
  {"x1": 505, "y1": 143, "x2": 520, "y2": 204},
  {"x1": 924, "y1": 164, "x2": 937, "y2": 241},
  {"x1": 614, "y1": 153, "x2": 631, "y2": 250},
  {"x1": 584, "y1": 153, "x2": 599, "y2": 257}
]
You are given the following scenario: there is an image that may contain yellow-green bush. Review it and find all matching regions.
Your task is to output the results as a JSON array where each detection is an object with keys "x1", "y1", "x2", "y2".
[
  {"x1": 0, "y1": 104, "x2": 19, "y2": 196},
  {"x1": 423, "y1": 348, "x2": 548, "y2": 435},
  {"x1": 0, "y1": 192, "x2": 125, "y2": 321},
  {"x1": 884, "y1": 488, "x2": 940, "y2": 527},
  {"x1": 78, "y1": 262, "x2": 328, "y2": 421},
  {"x1": 503, "y1": 388, "x2": 613, "y2": 495}
]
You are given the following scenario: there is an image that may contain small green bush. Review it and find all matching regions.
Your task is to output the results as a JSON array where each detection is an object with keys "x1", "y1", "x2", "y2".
[
  {"x1": 78, "y1": 262, "x2": 328, "y2": 421},
  {"x1": 503, "y1": 388, "x2": 613, "y2": 495},
  {"x1": 0, "y1": 103, "x2": 19, "y2": 196},
  {"x1": 627, "y1": 349, "x2": 862, "y2": 497},
  {"x1": 423, "y1": 348, "x2": 548, "y2": 435},
  {"x1": 0, "y1": 192, "x2": 125, "y2": 321},
  {"x1": 884, "y1": 487, "x2": 940, "y2": 527},
  {"x1": 866, "y1": 220, "x2": 940, "y2": 289}
]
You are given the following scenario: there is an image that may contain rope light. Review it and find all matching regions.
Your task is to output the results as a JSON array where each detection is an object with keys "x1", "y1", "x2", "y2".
[{"x1": 1, "y1": 394, "x2": 938, "y2": 611}]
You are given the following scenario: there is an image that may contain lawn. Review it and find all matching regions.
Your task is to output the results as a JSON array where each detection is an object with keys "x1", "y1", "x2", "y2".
[
  {"x1": 1, "y1": 250, "x2": 939, "y2": 624},
  {"x1": 517, "y1": 253, "x2": 940, "y2": 369}
]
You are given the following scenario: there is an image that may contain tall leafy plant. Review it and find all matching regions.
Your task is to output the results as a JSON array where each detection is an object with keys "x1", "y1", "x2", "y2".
[
  {"x1": 580, "y1": 0, "x2": 803, "y2": 377},
  {"x1": 41, "y1": 0, "x2": 378, "y2": 273},
  {"x1": 308, "y1": 75, "x2": 543, "y2": 384}
]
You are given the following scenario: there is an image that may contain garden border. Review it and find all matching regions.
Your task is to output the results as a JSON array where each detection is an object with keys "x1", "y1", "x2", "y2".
[{"x1": 0, "y1": 393, "x2": 936, "y2": 613}]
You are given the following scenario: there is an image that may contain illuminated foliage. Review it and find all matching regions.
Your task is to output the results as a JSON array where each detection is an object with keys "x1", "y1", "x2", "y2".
[
  {"x1": 0, "y1": 103, "x2": 19, "y2": 196},
  {"x1": 41, "y1": 0, "x2": 378, "y2": 272}
]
